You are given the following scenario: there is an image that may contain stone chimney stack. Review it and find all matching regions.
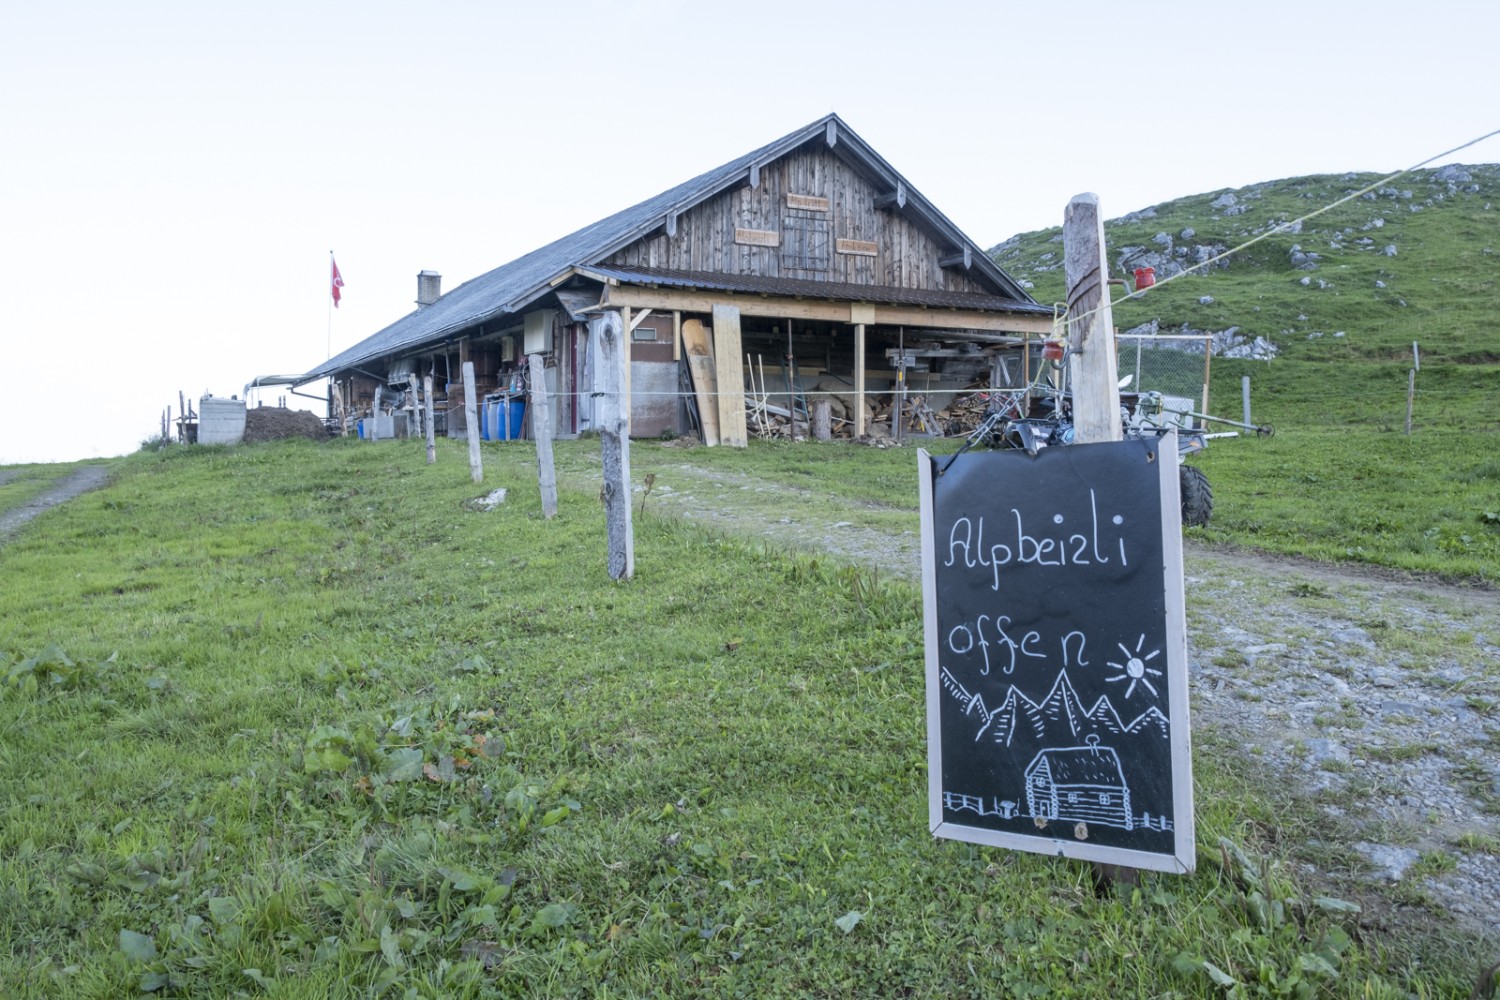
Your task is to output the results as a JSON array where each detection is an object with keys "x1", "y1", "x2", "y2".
[{"x1": 416, "y1": 271, "x2": 442, "y2": 309}]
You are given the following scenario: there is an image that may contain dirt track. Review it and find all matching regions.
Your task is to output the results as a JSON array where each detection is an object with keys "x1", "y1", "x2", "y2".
[{"x1": 0, "y1": 465, "x2": 112, "y2": 539}]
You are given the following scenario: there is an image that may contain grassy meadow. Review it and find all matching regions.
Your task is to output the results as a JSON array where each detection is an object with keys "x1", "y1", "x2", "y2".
[
  {"x1": 0, "y1": 435, "x2": 1494, "y2": 998},
  {"x1": 1, "y1": 164, "x2": 1496, "y2": 998}
]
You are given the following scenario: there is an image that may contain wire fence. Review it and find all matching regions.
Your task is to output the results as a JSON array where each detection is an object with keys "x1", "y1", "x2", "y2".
[{"x1": 1114, "y1": 334, "x2": 1212, "y2": 413}]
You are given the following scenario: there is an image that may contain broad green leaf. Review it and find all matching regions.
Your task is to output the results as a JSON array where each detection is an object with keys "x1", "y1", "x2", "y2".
[
  {"x1": 208, "y1": 896, "x2": 240, "y2": 925},
  {"x1": 380, "y1": 924, "x2": 405, "y2": 968},
  {"x1": 380, "y1": 747, "x2": 425, "y2": 782},
  {"x1": 118, "y1": 928, "x2": 157, "y2": 963},
  {"x1": 835, "y1": 910, "x2": 863, "y2": 935},
  {"x1": 1202, "y1": 961, "x2": 1236, "y2": 987},
  {"x1": 534, "y1": 903, "x2": 572, "y2": 928}
]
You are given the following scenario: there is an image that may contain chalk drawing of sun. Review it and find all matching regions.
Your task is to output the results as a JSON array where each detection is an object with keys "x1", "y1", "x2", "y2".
[{"x1": 1104, "y1": 634, "x2": 1163, "y2": 700}]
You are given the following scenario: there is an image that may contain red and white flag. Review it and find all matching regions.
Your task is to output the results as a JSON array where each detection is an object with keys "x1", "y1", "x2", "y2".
[{"x1": 331, "y1": 256, "x2": 346, "y2": 308}]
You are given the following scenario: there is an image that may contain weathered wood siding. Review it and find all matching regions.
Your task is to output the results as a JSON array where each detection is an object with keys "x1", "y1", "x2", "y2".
[{"x1": 604, "y1": 146, "x2": 988, "y2": 294}]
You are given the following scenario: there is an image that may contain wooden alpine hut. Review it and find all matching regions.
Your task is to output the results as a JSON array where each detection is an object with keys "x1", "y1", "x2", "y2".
[{"x1": 295, "y1": 113, "x2": 1053, "y2": 444}]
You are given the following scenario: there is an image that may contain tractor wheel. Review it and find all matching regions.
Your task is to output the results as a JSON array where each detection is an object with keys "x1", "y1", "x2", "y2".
[{"x1": 1179, "y1": 464, "x2": 1213, "y2": 528}]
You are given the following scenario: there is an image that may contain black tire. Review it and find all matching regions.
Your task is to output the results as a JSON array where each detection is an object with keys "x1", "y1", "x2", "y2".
[{"x1": 1179, "y1": 464, "x2": 1213, "y2": 528}]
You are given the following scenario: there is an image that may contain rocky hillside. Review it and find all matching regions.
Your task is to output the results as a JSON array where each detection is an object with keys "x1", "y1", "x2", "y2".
[{"x1": 988, "y1": 165, "x2": 1500, "y2": 366}]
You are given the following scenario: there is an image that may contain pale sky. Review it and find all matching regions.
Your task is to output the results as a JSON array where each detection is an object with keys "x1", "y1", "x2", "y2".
[{"x1": 3, "y1": 0, "x2": 1496, "y2": 464}]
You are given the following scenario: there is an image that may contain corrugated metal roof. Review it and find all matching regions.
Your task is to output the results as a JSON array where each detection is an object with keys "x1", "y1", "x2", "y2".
[
  {"x1": 589, "y1": 265, "x2": 1056, "y2": 315},
  {"x1": 301, "y1": 113, "x2": 1038, "y2": 383}
]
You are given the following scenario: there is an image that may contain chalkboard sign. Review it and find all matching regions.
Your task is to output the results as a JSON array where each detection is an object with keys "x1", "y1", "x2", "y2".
[{"x1": 918, "y1": 437, "x2": 1195, "y2": 874}]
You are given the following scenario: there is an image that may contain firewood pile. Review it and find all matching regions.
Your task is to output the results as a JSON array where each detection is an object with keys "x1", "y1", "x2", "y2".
[{"x1": 742, "y1": 378, "x2": 1000, "y2": 440}]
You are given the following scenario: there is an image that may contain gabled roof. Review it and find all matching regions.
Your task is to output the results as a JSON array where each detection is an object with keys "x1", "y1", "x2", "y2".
[{"x1": 302, "y1": 113, "x2": 1035, "y2": 383}]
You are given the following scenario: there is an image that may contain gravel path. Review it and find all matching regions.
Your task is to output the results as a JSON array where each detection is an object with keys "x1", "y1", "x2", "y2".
[
  {"x1": 631, "y1": 459, "x2": 1500, "y2": 941},
  {"x1": 0, "y1": 464, "x2": 112, "y2": 539}
]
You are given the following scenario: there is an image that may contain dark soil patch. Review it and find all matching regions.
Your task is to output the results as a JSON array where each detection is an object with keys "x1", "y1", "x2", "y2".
[{"x1": 242, "y1": 407, "x2": 329, "y2": 444}]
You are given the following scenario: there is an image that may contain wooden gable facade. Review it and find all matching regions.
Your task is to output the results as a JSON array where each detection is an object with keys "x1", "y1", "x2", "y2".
[{"x1": 302, "y1": 114, "x2": 1055, "y2": 445}]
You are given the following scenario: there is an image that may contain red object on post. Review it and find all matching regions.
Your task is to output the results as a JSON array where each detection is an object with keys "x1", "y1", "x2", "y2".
[
  {"x1": 1042, "y1": 339, "x2": 1065, "y2": 361},
  {"x1": 1133, "y1": 266, "x2": 1156, "y2": 291}
]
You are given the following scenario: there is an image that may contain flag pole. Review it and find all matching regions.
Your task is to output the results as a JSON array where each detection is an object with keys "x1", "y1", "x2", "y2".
[{"x1": 327, "y1": 250, "x2": 334, "y2": 360}]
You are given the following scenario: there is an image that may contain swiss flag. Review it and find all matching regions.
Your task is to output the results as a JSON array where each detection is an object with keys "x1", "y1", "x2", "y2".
[{"x1": 331, "y1": 256, "x2": 345, "y2": 308}]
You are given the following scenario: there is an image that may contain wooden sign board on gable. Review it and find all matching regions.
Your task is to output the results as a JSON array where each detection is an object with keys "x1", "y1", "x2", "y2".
[
  {"x1": 786, "y1": 193, "x2": 830, "y2": 212},
  {"x1": 836, "y1": 238, "x2": 878, "y2": 257},
  {"x1": 917, "y1": 437, "x2": 1195, "y2": 875},
  {"x1": 734, "y1": 228, "x2": 780, "y2": 247}
]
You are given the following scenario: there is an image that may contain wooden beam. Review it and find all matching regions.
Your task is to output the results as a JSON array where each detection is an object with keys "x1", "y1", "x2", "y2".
[
  {"x1": 874, "y1": 183, "x2": 907, "y2": 211},
  {"x1": 749, "y1": 162, "x2": 760, "y2": 189},
  {"x1": 423, "y1": 375, "x2": 437, "y2": 464},
  {"x1": 938, "y1": 247, "x2": 973, "y2": 270},
  {"x1": 1063, "y1": 193, "x2": 1122, "y2": 443},
  {"x1": 603, "y1": 284, "x2": 1052, "y2": 334},
  {"x1": 665, "y1": 212, "x2": 677, "y2": 237},
  {"x1": 627, "y1": 308, "x2": 654, "y2": 333},
  {"x1": 826, "y1": 118, "x2": 838, "y2": 147}
]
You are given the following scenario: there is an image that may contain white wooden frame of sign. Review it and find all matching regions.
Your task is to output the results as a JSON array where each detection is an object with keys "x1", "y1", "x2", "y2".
[{"x1": 917, "y1": 441, "x2": 1196, "y2": 875}]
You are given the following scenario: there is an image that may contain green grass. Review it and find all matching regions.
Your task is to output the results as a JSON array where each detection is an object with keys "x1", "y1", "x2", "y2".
[{"x1": 1, "y1": 438, "x2": 1489, "y2": 997}]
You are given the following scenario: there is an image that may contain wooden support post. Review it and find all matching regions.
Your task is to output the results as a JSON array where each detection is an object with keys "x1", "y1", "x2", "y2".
[
  {"x1": 594, "y1": 311, "x2": 634, "y2": 580},
  {"x1": 529, "y1": 353, "x2": 558, "y2": 519},
  {"x1": 712, "y1": 304, "x2": 748, "y2": 447},
  {"x1": 423, "y1": 374, "x2": 437, "y2": 464},
  {"x1": 1242, "y1": 376, "x2": 1252, "y2": 429},
  {"x1": 621, "y1": 306, "x2": 633, "y2": 437},
  {"x1": 1063, "y1": 194, "x2": 1122, "y2": 444},
  {"x1": 853, "y1": 323, "x2": 867, "y2": 438},
  {"x1": 462, "y1": 362, "x2": 483, "y2": 482},
  {"x1": 811, "y1": 399, "x2": 832, "y2": 441},
  {"x1": 408, "y1": 375, "x2": 422, "y2": 442},
  {"x1": 371, "y1": 386, "x2": 383, "y2": 441}
]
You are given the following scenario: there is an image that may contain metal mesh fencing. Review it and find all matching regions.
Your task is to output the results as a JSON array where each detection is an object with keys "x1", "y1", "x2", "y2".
[{"x1": 1114, "y1": 334, "x2": 1212, "y2": 412}]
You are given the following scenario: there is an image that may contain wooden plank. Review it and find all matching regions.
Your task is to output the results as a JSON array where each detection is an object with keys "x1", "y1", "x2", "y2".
[
  {"x1": 681, "y1": 318, "x2": 720, "y2": 446},
  {"x1": 734, "y1": 227, "x2": 779, "y2": 247},
  {"x1": 712, "y1": 304, "x2": 748, "y2": 447}
]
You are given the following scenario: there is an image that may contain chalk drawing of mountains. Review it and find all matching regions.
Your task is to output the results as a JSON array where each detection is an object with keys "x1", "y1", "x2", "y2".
[{"x1": 942, "y1": 668, "x2": 1169, "y2": 747}]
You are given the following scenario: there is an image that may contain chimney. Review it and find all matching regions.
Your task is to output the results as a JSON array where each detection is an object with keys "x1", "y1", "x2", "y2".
[{"x1": 416, "y1": 270, "x2": 442, "y2": 309}]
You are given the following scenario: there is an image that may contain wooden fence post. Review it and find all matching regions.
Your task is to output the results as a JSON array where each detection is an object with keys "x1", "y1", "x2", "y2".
[
  {"x1": 462, "y1": 362, "x2": 483, "y2": 482},
  {"x1": 1063, "y1": 194, "x2": 1122, "y2": 444},
  {"x1": 594, "y1": 311, "x2": 634, "y2": 579},
  {"x1": 1406, "y1": 369, "x2": 1416, "y2": 436},
  {"x1": 529, "y1": 353, "x2": 558, "y2": 519},
  {"x1": 370, "y1": 385, "x2": 383, "y2": 441},
  {"x1": 811, "y1": 400, "x2": 832, "y2": 441},
  {"x1": 423, "y1": 374, "x2": 437, "y2": 464}
]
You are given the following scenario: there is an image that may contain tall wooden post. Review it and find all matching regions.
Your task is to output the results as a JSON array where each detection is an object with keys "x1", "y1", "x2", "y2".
[
  {"x1": 1063, "y1": 194, "x2": 1122, "y2": 444},
  {"x1": 408, "y1": 375, "x2": 422, "y2": 443},
  {"x1": 462, "y1": 362, "x2": 483, "y2": 482},
  {"x1": 370, "y1": 386, "x2": 383, "y2": 441},
  {"x1": 423, "y1": 375, "x2": 437, "y2": 464},
  {"x1": 529, "y1": 353, "x2": 558, "y2": 519},
  {"x1": 853, "y1": 323, "x2": 867, "y2": 438},
  {"x1": 594, "y1": 311, "x2": 634, "y2": 579}
]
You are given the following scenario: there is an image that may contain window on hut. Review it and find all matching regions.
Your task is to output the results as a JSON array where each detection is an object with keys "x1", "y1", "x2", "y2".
[{"x1": 782, "y1": 212, "x2": 829, "y2": 274}]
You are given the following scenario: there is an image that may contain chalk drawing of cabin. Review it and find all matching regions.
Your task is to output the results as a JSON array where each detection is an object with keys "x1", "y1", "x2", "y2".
[{"x1": 1024, "y1": 735, "x2": 1133, "y2": 831}]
